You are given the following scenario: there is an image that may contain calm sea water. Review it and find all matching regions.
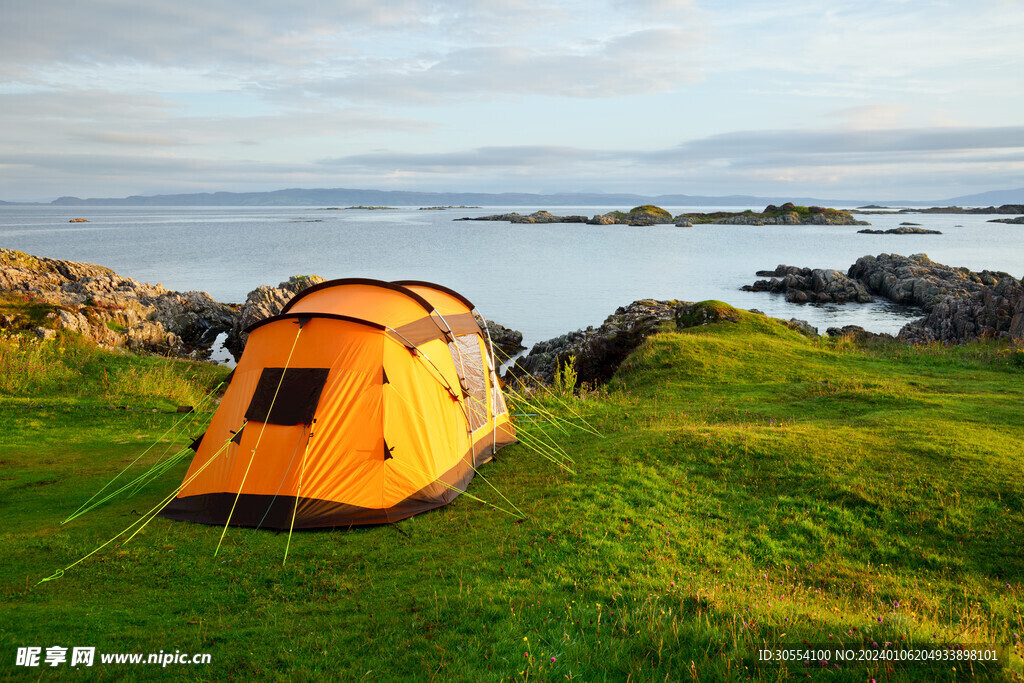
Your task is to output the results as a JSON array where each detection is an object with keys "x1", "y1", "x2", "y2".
[{"x1": 1, "y1": 205, "x2": 1021, "y2": 348}]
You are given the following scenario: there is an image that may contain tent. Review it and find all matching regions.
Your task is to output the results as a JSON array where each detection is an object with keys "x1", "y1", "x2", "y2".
[{"x1": 159, "y1": 279, "x2": 516, "y2": 529}]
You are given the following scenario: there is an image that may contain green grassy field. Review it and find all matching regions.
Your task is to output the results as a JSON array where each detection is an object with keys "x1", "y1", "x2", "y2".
[{"x1": 1, "y1": 305, "x2": 1022, "y2": 681}]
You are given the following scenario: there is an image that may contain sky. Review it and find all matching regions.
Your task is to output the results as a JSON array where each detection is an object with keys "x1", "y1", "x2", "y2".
[{"x1": 2, "y1": 0, "x2": 1023, "y2": 202}]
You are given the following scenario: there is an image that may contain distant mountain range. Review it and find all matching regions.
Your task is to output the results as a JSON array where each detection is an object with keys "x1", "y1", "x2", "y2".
[{"x1": 3, "y1": 186, "x2": 1024, "y2": 208}]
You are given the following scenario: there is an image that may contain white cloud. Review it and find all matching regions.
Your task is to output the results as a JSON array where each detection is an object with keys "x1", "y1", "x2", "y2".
[
  {"x1": 295, "y1": 28, "x2": 703, "y2": 105},
  {"x1": 1, "y1": 1, "x2": 1022, "y2": 200}
]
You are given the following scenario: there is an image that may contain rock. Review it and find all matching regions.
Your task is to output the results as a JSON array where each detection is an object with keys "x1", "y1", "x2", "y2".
[
  {"x1": 223, "y1": 275, "x2": 326, "y2": 358},
  {"x1": 0, "y1": 247, "x2": 234, "y2": 358},
  {"x1": 825, "y1": 325, "x2": 896, "y2": 344},
  {"x1": 675, "y1": 220, "x2": 693, "y2": 227},
  {"x1": 622, "y1": 205, "x2": 673, "y2": 225},
  {"x1": 847, "y1": 253, "x2": 1015, "y2": 310},
  {"x1": 897, "y1": 275, "x2": 1024, "y2": 344},
  {"x1": 508, "y1": 300, "x2": 744, "y2": 386},
  {"x1": 748, "y1": 252, "x2": 1024, "y2": 344},
  {"x1": 456, "y1": 211, "x2": 588, "y2": 224},
  {"x1": 457, "y1": 205, "x2": 678, "y2": 227},
  {"x1": 473, "y1": 315, "x2": 525, "y2": 360},
  {"x1": 587, "y1": 213, "x2": 619, "y2": 226},
  {"x1": 786, "y1": 319, "x2": 818, "y2": 337},
  {"x1": 988, "y1": 216, "x2": 1024, "y2": 224},
  {"x1": 678, "y1": 204, "x2": 867, "y2": 226},
  {"x1": 741, "y1": 265, "x2": 873, "y2": 304},
  {"x1": 910, "y1": 204, "x2": 1024, "y2": 215},
  {"x1": 857, "y1": 227, "x2": 942, "y2": 235}
]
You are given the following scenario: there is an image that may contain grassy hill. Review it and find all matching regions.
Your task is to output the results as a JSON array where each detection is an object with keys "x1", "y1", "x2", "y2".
[{"x1": 1, "y1": 306, "x2": 1022, "y2": 680}]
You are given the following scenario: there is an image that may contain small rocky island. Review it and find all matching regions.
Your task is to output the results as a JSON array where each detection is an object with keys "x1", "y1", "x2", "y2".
[
  {"x1": 858, "y1": 226, "x2": 942, "y2": 235},
  {"x1": 457, "y1": 203, "x2": 868, "y2": 227},
  {"x1": 855, "y1": 204, "x2": 1024, "y2": 215}
]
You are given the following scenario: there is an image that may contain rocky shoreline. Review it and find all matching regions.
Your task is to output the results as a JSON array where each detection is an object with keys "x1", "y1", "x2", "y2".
[
  {"x1": 6, "y1": 247, "x2": 1020, "y2": 389},
  {"x1": 1, "y1": 248, "x2": 235, "y2": 357},
  {"x1": 0, "y1": 248, "x2": 524, "y2": 362},
  {"x1": 506, "y1": 300, "x2": 826, "y2": 386},
  {"x1": 509, "y1": 253, "x2": 1023, "y2": 387},
  {"x1": 743, "y1": 253, "x2": 1024, "y2": 344}
]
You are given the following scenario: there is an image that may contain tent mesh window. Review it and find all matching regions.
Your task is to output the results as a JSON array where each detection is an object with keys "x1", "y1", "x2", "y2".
[
  {"x1": 449, "y1": 334, "x2": 487, "y2": 432},
  {"x1": 491, "y1": 370, "x2": 509, "y2": 417},
  {"x1": 244, "y1": 367, "x2": 331, "y2": 425}
]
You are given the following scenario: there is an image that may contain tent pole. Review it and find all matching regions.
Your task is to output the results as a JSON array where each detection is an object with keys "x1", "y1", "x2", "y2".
[{"x1": 477, "y1": 311, "x2": 500, "y2": 456}]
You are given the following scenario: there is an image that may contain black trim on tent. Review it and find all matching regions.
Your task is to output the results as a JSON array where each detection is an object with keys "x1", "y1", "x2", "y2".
[
  {"x1": 159, "y1": 430, "x2": 518, "y2": 529},
  {"x1": 280, "y1": 278, "x2": 436, "y2": 315},
  {"x1": 161, "y1": 448, "x2": 476, "y2": 529},
  {"x1": 188, "y1": 433, "x2": 205, "y2": 452},
  {"x1": 230, "y1": 425, "x2": 245, "y2": 445},
  {"x1": 244, "y1": 312, "x2": 387, "y2": 335},
  {"x1": 245, "y1": 368, "x2": 330, "y2": 426},
  {"x1": 391, "y1": 280, "x2": 476, "y2": 310}
]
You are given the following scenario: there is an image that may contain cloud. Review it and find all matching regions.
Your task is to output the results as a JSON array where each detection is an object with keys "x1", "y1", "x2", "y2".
[
  {"x1": 304, "y1": 125, "x2": 1024, "y2": 197},
  {"x1": 827, "y1": 104, "x2": 912, "y2": 130},
  {"x1": 0, "y1": 0, "x2": 427, "y2": 70},
  {"x1": 319, "y1": 146, "x2": 609, "y2": 171},
  {"x1": 3, "y1": 1, "x2": 707, "y2": 108},
  {"x1": 325, "y1": 126, "x2": 1024, "y2": 173},
  {"x1": 646, "y1": 126, "x2": 1024, "y2": 163},
  {"x1": 79, "y1": 132, "x2": 182, "y2": 147},
  {"x1": 0, "y1": 90, "x2": 436, "y2": 155},
  {"x1": 270, "y1": 26, "x2": 704, "y2": 106},
  {"x1": 2, "y1": 1, "x2": 1022, "y2": 201}
]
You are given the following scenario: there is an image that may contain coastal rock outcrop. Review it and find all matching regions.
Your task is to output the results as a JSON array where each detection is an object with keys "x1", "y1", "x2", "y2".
[
  {"x1": 742, "y1": 266, "x2": 873, "y2": 304},
  {"x1": 456, "y1": 211, "x2": 589, "y2": 224},
  {"x1": 1, "y1": 249, "x2": 526, "y2": 364},
  {"x1": 474, "y1": 315, "x2": 525, "y2": 359},
  {"x1": 825, "y1": 325, "x2": 896, "y2": 344},
  {"x1": 896, "y1": 274, "x2": 1024, "y2": 344},
  {"x1": 846, "y1": 253, "x2": 1014, "y2": 310},
  {"x1": 458, "y1": 203, "x2": 867, "y2": 227},
  {"x1": 744, "y1": 252, "x2": 1024, "y2": 344},
  {"x1": 508, "y1": 300, "x2": 744, "y2": 386},
  {"x1": 678, "y1": 204, "x2": 868, "y2": 226},
  {"x1": 223, "y1": 275, "x2": 326, "y2": 359},
  {"x1": 0, "y1": 247, "x2": 234, "y2": 357},
  {"x1": 858, "y1": 227, "x2": 942, "y2": 235}
]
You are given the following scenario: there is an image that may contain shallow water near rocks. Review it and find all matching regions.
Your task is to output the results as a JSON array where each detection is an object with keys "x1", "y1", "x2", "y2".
[{"x1": 2, "y1": 205, "x2": 1021, "y2": 349}]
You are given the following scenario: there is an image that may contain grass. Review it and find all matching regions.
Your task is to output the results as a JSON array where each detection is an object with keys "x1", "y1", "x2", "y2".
[{"x1": 0, "y1": 304, "x2": 1022, "y2": 681}]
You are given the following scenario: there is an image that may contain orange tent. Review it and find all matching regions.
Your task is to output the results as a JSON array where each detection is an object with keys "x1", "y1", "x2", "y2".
[{"x1": 160, "y1": 279, "x2": 516, "y2": 529}]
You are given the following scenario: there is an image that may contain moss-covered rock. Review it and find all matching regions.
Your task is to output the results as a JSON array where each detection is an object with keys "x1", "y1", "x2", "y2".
[
  {"x1": 677, "y1": 204, "x2": 868, "y2": 226},
  {"x1": 628, "y1": 205, "x2": 672, "y2": 219},
  {"x1": 510, "y1": 300, "x2": 767, "y2": 386}
]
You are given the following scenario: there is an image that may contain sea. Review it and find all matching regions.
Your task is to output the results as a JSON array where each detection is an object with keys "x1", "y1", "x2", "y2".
[{"x1": 1, "y1": 204, "x2": 1022, "y2": 353}]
